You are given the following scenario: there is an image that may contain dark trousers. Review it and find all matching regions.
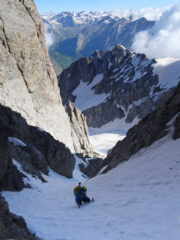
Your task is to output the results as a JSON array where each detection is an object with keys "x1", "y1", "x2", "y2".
[
  {"x1": 83, "y1": 196, "x2": 90, "y2": 203},
  {"x1": 76, "y1": 196, "x2": 90, "y2": 205}
]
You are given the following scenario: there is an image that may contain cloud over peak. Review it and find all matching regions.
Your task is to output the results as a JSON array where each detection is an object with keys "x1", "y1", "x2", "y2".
[{"x1": 132, "y1": 5, "x2": 180, "y2": 58}]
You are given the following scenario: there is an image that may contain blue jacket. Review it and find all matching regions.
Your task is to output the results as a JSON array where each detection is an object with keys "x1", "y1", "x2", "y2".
[{"x1": 75, "y1": 188, "x2": 87, "y2": 204}]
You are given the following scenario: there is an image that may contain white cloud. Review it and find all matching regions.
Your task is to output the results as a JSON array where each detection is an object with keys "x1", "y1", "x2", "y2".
[
  {"x1": 132, "y1": 5, "x2": 180, "y2": 58},
  {"x1": 45, "y1": 24, "x2": 54, "y2": 50},
  {"x1": 111, "y1": 6, "x2": 171, "y2": 21}
]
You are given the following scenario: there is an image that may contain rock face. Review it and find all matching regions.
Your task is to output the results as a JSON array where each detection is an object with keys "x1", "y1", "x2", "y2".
[
  {"x1": 79, "y1": 157, "x2": 103, "y2": 178},
  {"x1": 59, "y1": 44, "x2": 180, "y2": 130},
  {"x1": 43, "y1": 11, "x2": 154, "y2": 73},
  {"x1": 0, "y1": 103, "x2": 75, "y2": 191},
  {"x1": 0, "y1": 194, "x2": 40, "y2": 240},
  {"x1": 67, "y1": 101, "x2": 94, "y2": 157},
  {"x1": 95, "y1": 82, "x2": 180, "y2": 175},
  {"x1": 173, "y1": 113, "x2": 180, "y2": 139},
  {"x1": 0, "y1": 0, "x2": 74, "y2": 150},
  {"x1": 0, "y1": 125, "x2": 26, "y2": 191}
]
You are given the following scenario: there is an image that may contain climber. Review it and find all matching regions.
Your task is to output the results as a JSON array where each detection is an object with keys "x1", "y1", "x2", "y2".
[{"x1": 75, "y1": 185, "x2": 92, "y2": 207}]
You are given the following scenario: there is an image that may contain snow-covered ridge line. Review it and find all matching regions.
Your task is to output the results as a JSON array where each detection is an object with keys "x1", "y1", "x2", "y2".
[{"x1": 42, "y1": 6, "x2": 171, "y2": 22}]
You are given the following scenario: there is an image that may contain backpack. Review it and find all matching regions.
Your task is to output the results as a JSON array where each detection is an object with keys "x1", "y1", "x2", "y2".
[{"x1": 73, "y1": 185, "x2": 81, "y2": 196}]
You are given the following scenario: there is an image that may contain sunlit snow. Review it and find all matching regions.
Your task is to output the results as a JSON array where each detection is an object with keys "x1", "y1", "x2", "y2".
[
  {"x1": 73, "y1": 74, "x2": 109, "y2": 111},
  {"x1": 3, "y1": 135, "x2": 180, "y2": 240},
  {"x1": 89, "y1": 117, "x2": 139, "y2": 155},
  {"x1": 153, "y1": 58, "x2": 180, "y2": 89}
]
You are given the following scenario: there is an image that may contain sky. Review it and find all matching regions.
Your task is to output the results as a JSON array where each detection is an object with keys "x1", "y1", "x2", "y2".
[{"x1": 34, "y1": 0, "x2": 180, "y2": 14}]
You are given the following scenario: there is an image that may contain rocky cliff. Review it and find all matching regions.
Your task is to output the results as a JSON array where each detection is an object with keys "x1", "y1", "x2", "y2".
[
  {"x1": 0, "y1": 0, "x2": 74, "y2": 150},
  {"x1": 59, "y1": 44, "x2": 180, "y2": 131},
  {"x1": 94, "y1": 82, "x2": 180, "y2": 175},
  {"x1": 0, "y1": 0, "x2": 94, "y2": 156}
]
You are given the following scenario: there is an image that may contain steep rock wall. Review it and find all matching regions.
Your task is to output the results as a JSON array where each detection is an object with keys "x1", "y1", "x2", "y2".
[{"x1": 0, "y1": 0, "x2": 74, "y2": 150}]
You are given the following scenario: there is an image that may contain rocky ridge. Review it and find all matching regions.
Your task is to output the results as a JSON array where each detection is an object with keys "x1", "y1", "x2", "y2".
[{"x1": 59, "y1": 44, "x2": 180, "y2": 130}]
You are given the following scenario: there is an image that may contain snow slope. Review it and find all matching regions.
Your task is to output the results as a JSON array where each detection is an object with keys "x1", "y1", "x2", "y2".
[
  {"x1": 2, "y1": 135, "x2": 180, "y2": 240},
  {"x1": 153, "y1": 58, "x2": 180, "y2": 89},
  {"x1": 89, "y1": 117, "x2": 139, "y2": 155},
  {"x1": 73, "y1": 74, "x2": 108, "y2": 111}
]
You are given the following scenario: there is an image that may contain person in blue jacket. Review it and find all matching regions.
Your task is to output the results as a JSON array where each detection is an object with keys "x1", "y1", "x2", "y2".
[{"x1": 75, "y1": 186, "x2": 90, "y2": 207}]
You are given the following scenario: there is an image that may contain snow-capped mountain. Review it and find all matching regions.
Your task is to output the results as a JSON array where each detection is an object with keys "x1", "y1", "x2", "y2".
[
  {"x1": 59, "y1": 44, "x2": 180, "y2": 133},
  {"x1": 43, "y1": 11, "x2": 154, "y2": 74},
  {"x1": 44, "y1": 11, "x2": 121, "y2": 26}
]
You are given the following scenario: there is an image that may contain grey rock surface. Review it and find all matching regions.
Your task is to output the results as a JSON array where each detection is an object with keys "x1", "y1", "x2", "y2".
[{"x1": 0, "y1": 0, "x2": 74, "y2": 151}]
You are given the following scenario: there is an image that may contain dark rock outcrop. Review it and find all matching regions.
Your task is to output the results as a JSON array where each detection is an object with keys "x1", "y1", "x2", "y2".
[
  {"x1": 83, "y1": 100, "x2": 125, "y2": 128},
  {"x1": 0, "y1": 194, "x2": 40, "y2": 240},
  {"x1": 97, "y1": 82, "x2": 180, "y2": 174},
  {"x1": 0, "y1": 103, "x2": 75, "y2": 189},
  {"x1": 0, "y1": 160, "x2": 26, "y2": 191},
  {"x1": 173, "y1": 113, "x2": 180, "y2": 139},
  {"x1": 8, "y1": 142, "x2": 48, "y2": 183},
  {"x1": 79, "y1": 158, "x2": 103, "y2": 178}
]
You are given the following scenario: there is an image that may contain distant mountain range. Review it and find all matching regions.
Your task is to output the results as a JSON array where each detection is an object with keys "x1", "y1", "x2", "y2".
[{"x1": 42, "y1": 11, "x2": 155, "y2": 74}]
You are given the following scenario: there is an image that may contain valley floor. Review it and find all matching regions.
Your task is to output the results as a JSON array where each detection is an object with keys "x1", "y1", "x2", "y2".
[{"x1": 2, "y1": 135, "x2": 180, "y2": 240}]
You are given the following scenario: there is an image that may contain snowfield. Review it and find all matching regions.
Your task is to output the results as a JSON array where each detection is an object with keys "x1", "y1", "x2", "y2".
[
  {"x1": 153, "y1": 58, "x2": 180, "y2": 89},
  {"x1": 73, "y1": 74, "x2": 108, "y2": 111},
  {"x1": 2, "y1": 134, "x2": 180, "y2": 240},
  {"x1": 89, "y1": 117, "x2": 139, "y2": 155}
]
